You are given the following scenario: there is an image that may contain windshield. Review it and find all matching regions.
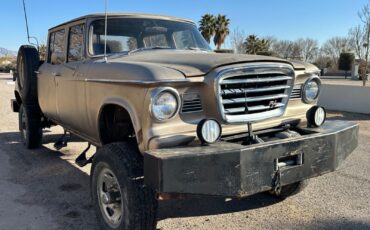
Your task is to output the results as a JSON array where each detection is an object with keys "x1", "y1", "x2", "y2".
[{"x1": 89, "y1": 18, "x2": 212, "y2": 56}]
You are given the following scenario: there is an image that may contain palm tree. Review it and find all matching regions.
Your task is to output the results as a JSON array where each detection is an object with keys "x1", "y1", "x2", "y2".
[
  {"x1": 213, "y1": 14, "x2": 230, "y2": 50},
  {"x1": 244, "y1": 35, "x2": 270, "y2": 55},
  {"x1": 199, "y1": 14, "x2": 216, "y2": 44},
  {"x1": 258, "y1": 38, "x2": 270, "y2": 54},
  {"x1": 244, "y1": 35, "x2": 259, "y2": 54}
]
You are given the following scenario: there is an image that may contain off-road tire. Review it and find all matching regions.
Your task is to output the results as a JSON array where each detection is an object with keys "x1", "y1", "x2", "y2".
[
  {"x1": 91, "y1": 142, "x2": 158, "y2": 230},
  {"x1": 18, "y1": 104, "x2": 42, "y2": 149},
  {"x1": 269, "y1": 180, "x2": 308, "y2": 200},
  {"x1": 16, "y1": 45, "x2": 40, "y2": 104}
]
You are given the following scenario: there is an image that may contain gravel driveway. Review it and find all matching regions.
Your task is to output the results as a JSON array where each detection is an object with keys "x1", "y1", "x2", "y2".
[{"x1": 0, "y1": 73, "x2": 369, "y2": 230}]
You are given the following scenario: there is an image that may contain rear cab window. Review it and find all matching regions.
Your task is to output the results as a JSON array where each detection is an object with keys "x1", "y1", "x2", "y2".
[
  {"x1": 48, "y1": 29, "x2": 66, "y2": 65},
  {"x1": 68, "y1": 24, "x2": 85, "y2": 62}
]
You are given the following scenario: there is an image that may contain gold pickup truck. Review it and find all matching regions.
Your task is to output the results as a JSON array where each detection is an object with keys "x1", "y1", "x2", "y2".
[{"x1": 11, "y1": 13, "x2": 358, "y2": 230}]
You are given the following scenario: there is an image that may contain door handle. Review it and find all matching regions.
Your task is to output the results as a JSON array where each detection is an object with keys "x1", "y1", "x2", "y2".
[{"x1": 52, "y1": 72, "x2": 61, "y2": 77}]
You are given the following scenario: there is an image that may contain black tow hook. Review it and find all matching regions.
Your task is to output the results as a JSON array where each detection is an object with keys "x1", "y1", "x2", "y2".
[{"x1": 272, "y1": 166, "x2": 282, "y2": 195}]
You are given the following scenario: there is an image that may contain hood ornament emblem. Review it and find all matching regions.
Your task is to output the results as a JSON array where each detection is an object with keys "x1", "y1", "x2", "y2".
[{"x1": 269, "y1": 100, "x2": 278, "y2": 109}]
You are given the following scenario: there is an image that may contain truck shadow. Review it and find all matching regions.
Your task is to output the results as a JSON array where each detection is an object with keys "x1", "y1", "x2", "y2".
[
  {"x1": 157, "y1": 193, "x2": 280, "y2": 220},
  {"x1": 0, "y1": 131, "x2": 286, "y2": 226},
  {"x1": 0, "y1": 131, "x2": 99, "y2": 229}
]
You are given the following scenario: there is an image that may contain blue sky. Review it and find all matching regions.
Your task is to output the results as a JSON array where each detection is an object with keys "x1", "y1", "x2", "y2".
[{"x1": 0, "y1": 0, "x2": 367, "y2": 50}]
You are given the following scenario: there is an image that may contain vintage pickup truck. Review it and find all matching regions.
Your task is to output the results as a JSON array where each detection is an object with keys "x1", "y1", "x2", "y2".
[{"x1": 11, "y1": 13, "x2": 358, "y2": 230}]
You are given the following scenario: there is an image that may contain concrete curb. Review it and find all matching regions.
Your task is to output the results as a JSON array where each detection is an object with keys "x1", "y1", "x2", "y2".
[{"x1": 318, "y1": 84, "x2": 370, "y2": 114}]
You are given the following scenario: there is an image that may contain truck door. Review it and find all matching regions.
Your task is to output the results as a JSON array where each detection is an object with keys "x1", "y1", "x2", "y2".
[
  {"x1": 56, "y1": 23, "x2": 88, "y2": 133},
  {"x1": 38, "y1": 28, "x2": 66, "y2": 122}
]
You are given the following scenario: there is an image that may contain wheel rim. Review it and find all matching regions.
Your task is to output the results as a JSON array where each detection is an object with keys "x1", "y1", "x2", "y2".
[
  {"x1": 18, "y1": 55, "x2": 24, "y2": 89},
  {"x1": 97, "y1": 167, "x2": 123, "y2": 228},
  {"x1": 21, "y1": 107, "x2": 27, "y2": 141}
]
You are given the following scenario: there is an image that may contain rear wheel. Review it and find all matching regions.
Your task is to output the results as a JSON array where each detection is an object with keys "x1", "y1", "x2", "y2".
[
  {"x1": 91, "y1": 142, "x2": 158, "y2": 230},
  {"x1": 19, "y1": 104, "x2": 42, "y2": 149}
]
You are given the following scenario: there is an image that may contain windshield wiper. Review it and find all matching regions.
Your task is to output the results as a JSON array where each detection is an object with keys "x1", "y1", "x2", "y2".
[{"x1": 129, "y1": 46, "x2": 173, "y2": 55}]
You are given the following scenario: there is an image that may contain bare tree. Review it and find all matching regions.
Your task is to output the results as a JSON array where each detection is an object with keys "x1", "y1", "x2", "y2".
[
  {"x1": 313, "y1": 54, "x2": 333, "y2": 70},
  {"x1": 321, "y1": 36, "x2": 349, "y2": 69},
  {"x1": 358, "y1": 3, "x2": 370, "y2": 86},
  {"x1": 290, "y1": 42, "x2": 302, "y2": 60},
  {"x1": 270, "y1": 40, "x2": 294, "y2": 59},
  {"x1": 295, "y1": 38, "x2": 319, "y2": 62},
  {"x1": 229, "y1": 28, "x2": 246, "y2": 54},
  {"x1": 348, "y1": 25, "x2": 366, "y2": 60}
]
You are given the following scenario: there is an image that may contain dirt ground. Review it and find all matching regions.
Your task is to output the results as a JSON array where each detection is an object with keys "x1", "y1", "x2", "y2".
[{"x1": 0, "y1": 73, "x2": 369, "y2": 230}]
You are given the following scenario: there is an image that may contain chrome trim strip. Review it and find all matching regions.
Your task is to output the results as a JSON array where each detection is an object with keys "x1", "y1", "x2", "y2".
[
  {"x1": 222, "y1": 76, "x2": 292, "y2": 84},
  {"x1": 222, "y1": 94, "x2": 288, "y2": 104},
  {"x1": 85, "y1": 79, "x2": 191, "y2": 85},
  {"x1": 224, "y1": 103, "x2": 285, "y2": 113},
  {"x1": 221, "y1": 85, "x2": 290, "y2": 95}
]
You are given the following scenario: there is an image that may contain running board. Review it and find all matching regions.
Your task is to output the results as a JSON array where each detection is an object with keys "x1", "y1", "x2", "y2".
[
  {"x1": 54, "y1": 130, "x2": 71, "y2": 150},
  {"x1": 75, "y1": 144, "x2": 93, "y2": 167}
]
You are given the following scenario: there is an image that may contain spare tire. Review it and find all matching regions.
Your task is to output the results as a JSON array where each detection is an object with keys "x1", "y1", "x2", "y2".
[{"x1": 16, "y1": 45, "x2": 40, "y2": 105}]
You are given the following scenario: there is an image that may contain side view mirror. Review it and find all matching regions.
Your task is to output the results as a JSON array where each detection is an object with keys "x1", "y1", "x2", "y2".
[{"x1": 51, "y1": 51, "x2": 65, "y2": 65}]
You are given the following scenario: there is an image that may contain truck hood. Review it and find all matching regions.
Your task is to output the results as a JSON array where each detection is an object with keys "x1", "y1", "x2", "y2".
[{"x1": 109, "y1": 51, "x2": 307, "y2": 77}]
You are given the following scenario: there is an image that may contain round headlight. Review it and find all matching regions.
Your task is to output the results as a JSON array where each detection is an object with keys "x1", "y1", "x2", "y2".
[
  {"x1": 197, "y1": 119, "x2": 222, "y2": 144},
  {"x1": 302, "y1": 76, "x2": 321, "y2": 103},
  {"x1": 306, "y1": 106, "x2": 326, "y2": 127},
  {"x1": 151, "y1": 89, "x2": 179, "y2": 121}
]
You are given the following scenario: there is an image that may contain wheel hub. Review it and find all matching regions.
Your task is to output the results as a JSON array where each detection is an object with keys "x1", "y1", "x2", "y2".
[
  {"x1": 97, "y1": 167, "x2": 123, "y2": 228},
  {"x1": 101, "y1": 193, "x2": 110, "y2": 204}
]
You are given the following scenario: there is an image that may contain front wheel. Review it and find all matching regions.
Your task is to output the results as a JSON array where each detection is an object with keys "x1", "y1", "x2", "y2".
[
  {"x1": 91, "y1": 143, "x2": 158, "y2": 230},
  {"x1": 18, "y1": 104, "x2": 42, "y2": 149}
]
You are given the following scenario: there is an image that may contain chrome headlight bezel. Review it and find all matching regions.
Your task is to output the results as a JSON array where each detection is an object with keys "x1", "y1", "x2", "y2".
[
  {"x1": 302, "y1": 75, "x2": 321, "y2": 104},
  {"x1": 150, "y1": 87, "x2": 180, "y2": 122}
]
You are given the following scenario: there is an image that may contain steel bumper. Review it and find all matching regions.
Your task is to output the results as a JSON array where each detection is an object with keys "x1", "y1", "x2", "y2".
[{"x1": 144, "y1": 121, "x2": 359, "y2": 197}]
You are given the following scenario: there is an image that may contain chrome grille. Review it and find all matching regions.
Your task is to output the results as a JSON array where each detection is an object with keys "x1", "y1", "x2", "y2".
[
  {"x1": 217, "y1": 64, "x2": 295, "y2": 123},
  {"x1": 290, "y1": 85, "x2": 302, "y2": 99}
]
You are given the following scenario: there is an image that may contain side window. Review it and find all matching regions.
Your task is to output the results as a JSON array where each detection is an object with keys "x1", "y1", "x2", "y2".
[
  {"x1": 49, "y1": 29, "x2": 66, "y2": 65},
  {"x1": 68, "y1": 24, "x2": 84, "y2": 62}
]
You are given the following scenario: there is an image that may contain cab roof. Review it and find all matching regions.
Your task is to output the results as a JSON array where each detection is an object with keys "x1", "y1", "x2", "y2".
[{"x1": 49, "y1": 13, "x2": 195, "y2": 31}]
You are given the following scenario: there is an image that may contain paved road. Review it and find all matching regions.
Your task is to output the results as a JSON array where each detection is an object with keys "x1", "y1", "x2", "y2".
[
  {"x1": 0, "y1": 73, "x2": 369, "y2": 230},
  {"x1": 321, "y1": 77, "x2": 370, "y2": 87}
]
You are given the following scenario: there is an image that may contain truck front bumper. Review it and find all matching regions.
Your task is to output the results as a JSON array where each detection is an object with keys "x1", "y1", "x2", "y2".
[{"x1": 144, "y1": 121, "x2": 358, "y2": 197}]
